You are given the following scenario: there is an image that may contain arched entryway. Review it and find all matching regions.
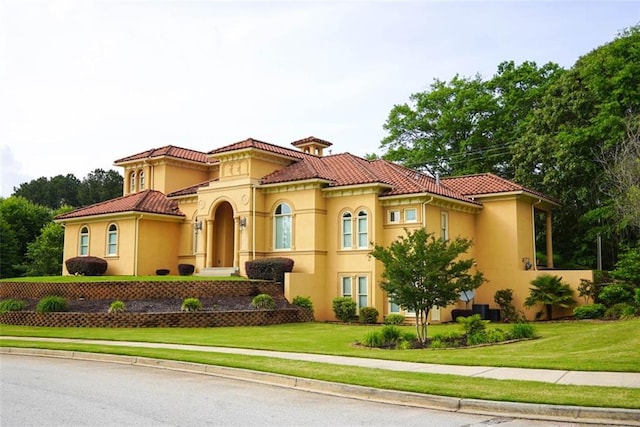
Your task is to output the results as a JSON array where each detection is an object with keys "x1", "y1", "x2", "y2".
[{"x1": 212, "y1": 201, "x2": 234, "y2": 267}]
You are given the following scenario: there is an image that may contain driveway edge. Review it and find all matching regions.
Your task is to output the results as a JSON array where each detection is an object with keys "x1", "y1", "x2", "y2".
[{"x1": 2, "y1": 347, "x2": 638, "y2": 426}]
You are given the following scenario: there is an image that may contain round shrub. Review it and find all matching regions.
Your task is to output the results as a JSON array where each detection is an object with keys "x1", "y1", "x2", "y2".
[
  {"x1": 0, "y1": 299, "x2": 26, "y2": 314},
  {"x1": 599, "y1": 284, "x2": 633, "y2": 307},
  {"x1": 178, "y1": 263, "x2": 195, "y2": 276},
  {"x1": 292, "y1": 296, "x2": 313, "y2": 312},
  {"x1": 181, "y1": 298, "x2": 202, "y2": 312},
  {"x1": 604, "y1": 303, "x2": 636, "y2": 320},
  {"x1": 573, "y1": 303, "x2": 606, "y2": 319},
  {"x1": 251, "y1": 294, "x2": 276, "y2": 310},
  {"x1": 358, "y1": 307, "x2": 379, "y2": 324},
  {"x1": 108, "y1": 300, "x2": 126, "y2": 313},
  {"x1": 65, "y1": 256, "x2": 108, "y2": 276},
  {"x1": 36, "y1": 296, "x2": 68, "y2": 313},
  {"x1": 332, "y1": 297, "x2": 357, "y2": 322},
  {"x1": 245, "y1": 257, "x2": 294, "y2": 284},
  {"x1": 383, "y1": 313, "x2": 405, "y2": 325}
]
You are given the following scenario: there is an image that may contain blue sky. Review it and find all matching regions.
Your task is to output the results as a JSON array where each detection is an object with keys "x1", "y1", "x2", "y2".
[{"x1": 1, "y1": 1, "x2": 638, "y2": 197}]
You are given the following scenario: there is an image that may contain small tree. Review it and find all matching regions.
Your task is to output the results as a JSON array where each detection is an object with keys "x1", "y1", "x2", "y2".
[
  {"x1": 370, "y1": 228, "x2": 484, "y2": 344},
  {"x1": 524, "y1": 274, "x2": 576, "y2": 320}
]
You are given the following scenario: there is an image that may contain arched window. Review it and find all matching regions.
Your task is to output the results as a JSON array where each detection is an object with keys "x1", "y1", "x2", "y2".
[
  {"x1": 341, "y1": 212, "x2": 352, "y2": 249},
  {"x1": 274, "y1": 203, "x2": 292, "y2": 250},
  {"x1": 130, "y1": 171, "x2": 136, "y2": 193},
  {"x1": 107, "y1": 224, "x2": 118, "y2": 256},
  {"x1": 79, "y1": 226, "x2": 89, "y2": 256},
  {"x1": 357, "y1": 210, "x2": 368, "y2": 248},
  {"x1": 138, "y1": 171, "x2": 145, "y2": 190}
]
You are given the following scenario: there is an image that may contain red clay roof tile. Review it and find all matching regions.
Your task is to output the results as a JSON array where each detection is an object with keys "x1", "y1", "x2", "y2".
[
  {"x1": 55, "y1": 190, "x2": 184, "y2": 220},
  {"x1": 208, "y1": 138, "x2": 307, "y2": 159},
  {"x1": 442, "y1": 173, "x2": 556, "y2": 202},
  {"x1": 114, "y1": 145, "x2": 209, "y2": 164}
]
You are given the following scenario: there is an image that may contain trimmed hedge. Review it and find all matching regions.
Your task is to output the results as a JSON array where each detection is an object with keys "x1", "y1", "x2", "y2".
[
  {"x1": 65, "y1": 256, "x2": 108, "y2": 276},
  {"x1": 178, "y1": 264, "x2": 195, "y2": 276},
  {"x1": 245, "y1": 257, "x2": 294, "y2": 284},
  {"x1": 359, "y1": 306, "x2": 379, "y2": 324}
]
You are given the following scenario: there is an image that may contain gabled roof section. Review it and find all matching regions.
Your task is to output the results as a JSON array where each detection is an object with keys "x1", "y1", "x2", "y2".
[
  {"x1": 291, "y1": 136, "x2": 333, "y2": 148},
  {"x1": 166, "y1": 179, "x2": 218, "y2": 198},
  {"x1": 55, "y1": 190, "x2": 185, "y2": 220},
  {"x1": 208, "y1": 137, "x2": 308, "y2": 160},
  {"x1": 442, "y1": 173, "x2": 559, "y2": 204},
  {"x1": 114, "y1": 145, "x2": 209, "y2": 165}
]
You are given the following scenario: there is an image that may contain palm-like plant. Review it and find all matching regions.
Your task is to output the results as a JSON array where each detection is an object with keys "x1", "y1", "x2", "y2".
[{"x1": 524, "y1": 274, "x2": 576, "y2": 320}]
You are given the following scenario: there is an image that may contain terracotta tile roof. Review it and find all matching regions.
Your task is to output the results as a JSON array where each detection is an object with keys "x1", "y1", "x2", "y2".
[
  {"x1": 260, "y1": 154, "x2": 480, "y2": 204},
  {"x1": 55, "y1": 190, "x2": 185, "y2": 220},
  {"x1": 114, "y1": 145, "x2": 209, "y2": 164},
  {"x1": 208, "y1": 137, "x2": 307, "y2": 159},
  {"x1": 291, "y1": 136, "x2": 333, "y2": 148},
  {"x1": 442, "y1": 173, "x2": 557, "y2": 202},
  {"x1": 166, "y1": 179, "x2": 218, "y2": 197}
]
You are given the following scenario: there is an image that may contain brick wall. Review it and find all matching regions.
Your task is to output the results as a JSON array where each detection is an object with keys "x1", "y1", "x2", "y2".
[
  {"x1": 0, "y1": 280, "x2": 283, "y2": 300},
  {"x1": 0, "y1": 280, "x2": 315, "y2": 327}
]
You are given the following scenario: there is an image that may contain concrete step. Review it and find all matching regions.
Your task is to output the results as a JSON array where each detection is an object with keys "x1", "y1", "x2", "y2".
[{"x1": 197, "y1": 267, "x2": 240, "y2": 277}]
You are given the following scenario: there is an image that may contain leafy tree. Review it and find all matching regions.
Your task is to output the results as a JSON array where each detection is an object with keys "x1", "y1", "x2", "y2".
[
  {"x1": 13, "y1": 174, "x2": 80, "y2": 209},
  {"x1": 0, "y1": 217, "x2": 20, "y2": 278},
  {"x1": 0, "y1": 197, "x2": 52, "y2": 278},
  {"x1": 610, "y1": 245, "x2": 640, "y2": 287},
  {"x1": 524, "y1": 274, "x2": 576, "y2": 320},
  {"x1": 370, "y1": 228, "x2": 484, "y2": 343},
  {"x1": 77, "y1": 169, "x2": 123, "y2": 207},
  {"x1": 25, "y1": 222, "x2": 65, "y2": 276}
]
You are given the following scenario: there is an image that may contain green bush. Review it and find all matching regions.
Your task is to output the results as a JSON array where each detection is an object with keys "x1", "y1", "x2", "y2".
[
  {"x1": 429, "y1": 331, "x2": 463, "y2": 348},
  {"x1": 108, "y1": 300, "x2": 126, "y2": 313},
  {"x1": 457, "y1": 314, "x2": 489, "y2": 335},
  {"x1": 332, "y1": 297, "x2": 357, "y2": 322},
  {"x1": 358, "y1": 306, "x2": 379, "y2": 324},
  {"x1": 0, "y1": 299, "x2": 26, "y2": 313},
  {"x1": 36, "y1": 296, "x2": 68, "y2": 313},
  {"x1": 383, "y1": 313, "x2": 405, "y2": 325},
  {"x1": 467, "y1": 332, "x2": 488, "y2": 346},
  {"x1": 605, "y1": 302, "x2": 637, "y2": 319},
  {"x1": 380, "y1": 325, "x2": 402, "y2": 343},
  {"x1": 360, "y1": 330, "x2": 384, "y2": 347},
  {"x1": 507, "y1": 322, "x2": 537, "y2": 340},
  {"x1": 251, "y1": 294, "x2": 275, "y2": 310},
  {"x1": 573, "y1": 303, "x2": 606, "y2": 319},
  {"x1": 181, "y1": 297, "x2": 202, "y2": 312},
  {"x1": 485, "y1": 328, "x2": 506, "y2": 343},
  {"x1": 635, "y1": 288, "x2": 640, "y2": 306},
  {"x1": 599, "y1": 284, "x2": 633, "y2": 307},
  {"x1": 291, "y1": 296, "x2": 313, "y2": 312},
  {"x1": 494, "y1": 288, "x2": 520, "y2": 322}
]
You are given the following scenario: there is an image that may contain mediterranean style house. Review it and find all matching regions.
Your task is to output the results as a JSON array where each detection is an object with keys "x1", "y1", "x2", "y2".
[{"x1": 55, "y1": 136, "x2": 593, "y2": 321}]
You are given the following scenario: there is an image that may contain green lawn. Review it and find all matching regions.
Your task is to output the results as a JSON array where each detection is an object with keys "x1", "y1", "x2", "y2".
[{"x1": 2, "y1": 319, "x2": 640, "y2": 409}]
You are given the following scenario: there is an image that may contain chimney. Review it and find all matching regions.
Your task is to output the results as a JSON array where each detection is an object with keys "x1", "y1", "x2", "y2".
[{"x1": 435, "y1": 171, "x2": 440, "y2": 186}]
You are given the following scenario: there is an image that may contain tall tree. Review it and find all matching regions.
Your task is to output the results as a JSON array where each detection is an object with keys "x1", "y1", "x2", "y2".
[
  {"x1": 370, "y1": 229, "x2": 484, "y2": 344},
  {"x1": 77, "y1": 169, "x2": 123, "y2": 206},
  {"x1": 25, "y1": 222, "x2": 65, "y2": 276},
  {"x1": 13, "y1": 174, "x2": 80, "y2": 209},
  {"x1": 0, "y1": 197, "x2": 52, "y2": 278}
]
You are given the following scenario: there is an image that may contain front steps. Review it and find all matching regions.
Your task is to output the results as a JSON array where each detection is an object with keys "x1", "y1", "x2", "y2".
[{"x1": 197, "y1": 267, "x2": 240, "y2": 277}]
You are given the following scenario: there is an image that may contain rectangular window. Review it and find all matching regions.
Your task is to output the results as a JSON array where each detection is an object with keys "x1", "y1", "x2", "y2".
[
  {"x1": 79, "y1": 234, "x2": 89, "y2": 256},
  {"x1": 357, "y1": 276, "x2": 368, "y2": 309},
  {"x1": 342, "y1": 215, "x2": 352, "y2": 249},
  {"x1": 389, "y1": 302, "x2": 401, "y2": 313},
  {"x1": 441, "y1": 211, "x2": 449, "y2": 241},
  {"x1": 341, "y1": 276, "x2": 352, "y2": 298},
  {"x1": 404, "y1": 208, "x2": 417, "y2": 223},
  {"x1": 275, "y1": 215, "x2": 291, "y2": 249},
  {"x1": 107, "y1": 232, "x2": 117, "y2": 255},
  {"x1": 388, "y1": 210, "x2": 400, "y2": 223},
  {"x1": 357, "y1": 214, "x2": 368, "y2": 248}
]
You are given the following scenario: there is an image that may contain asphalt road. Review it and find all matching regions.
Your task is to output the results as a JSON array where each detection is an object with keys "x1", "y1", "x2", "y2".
[{"x1": 0, "y1": 355, "x2": 606, "y2": 427}]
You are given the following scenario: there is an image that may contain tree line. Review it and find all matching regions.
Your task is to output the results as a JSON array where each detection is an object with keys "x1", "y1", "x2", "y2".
[
  {"x1": 378, "y1": 25, "x2": 640, "y2": 270},
  {"x1": 0, "y1": 169, "x2": 123, "y2": 278}
]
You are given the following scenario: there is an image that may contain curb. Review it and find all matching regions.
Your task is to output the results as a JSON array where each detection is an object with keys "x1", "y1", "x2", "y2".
[{"x1": 2, "y1": 347, "x2": 639, "y2": 426}]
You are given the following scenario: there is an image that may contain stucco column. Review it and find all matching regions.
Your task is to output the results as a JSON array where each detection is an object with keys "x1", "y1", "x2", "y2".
[
  {"x1": 205, "y1": 219, "x2": 214, "y2": 268},
  {"x1": 233, "y1": 216, "x2": 240, "y2": 269},
  {"x1": 546, "y1": 211, "x2": 554, "y2": 268}
]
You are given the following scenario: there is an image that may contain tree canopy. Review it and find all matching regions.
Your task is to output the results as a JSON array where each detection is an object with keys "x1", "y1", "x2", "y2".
[{"x1": 370, "y1": 228, "x2": 484, "y2": 343}]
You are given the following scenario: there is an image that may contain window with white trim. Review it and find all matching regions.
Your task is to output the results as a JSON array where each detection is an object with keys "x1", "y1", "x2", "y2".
[
  {"x1": 441, "y1": 211, "x2": 449, "y2": 241},
  {"x1": 79, "y1": 226, "x2": 89, "y2": 256},
  {"x1": 341, "y1": 276, "x2": 352, "y2": 298},
  {"x1": 341, "y1": 212, "x2": 352, "y2": 249},
  {"x1": 341, "y1": 275, "x2": 369, "y2": 311},
  {"x1": 274, "y1": 203, "x2": 292, "y2": 250},
  {"x1": 357, "y1": 210, "x2": 368, "y2": 248},
  {"x1": 130, "y1": 171, "x2": 136, "y2": 193},
  {"x1": 139, "y1": 171, "x2": 145, "y2": 190},
  {"x1": 107, "y1": 224, "x2": 118, "y2": 256},
  {"x1": 357, "y1": 276, "x2": 368, "y2": 309},
  {"x1": 388, "y1": 210, "x2": 400, "y2": 223},
  {"x1": 404, "y1": 208, "x2": 417, "y2": 223}
]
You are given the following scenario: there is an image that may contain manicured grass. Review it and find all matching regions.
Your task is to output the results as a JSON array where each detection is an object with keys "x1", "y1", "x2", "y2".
[
  {"x1": 2, "y1": 318, "x2": 639, "y2": 372},
  {"x1": 2, "y1": 339, "x2": 639, "y2": 409},
  {"x1": 0, "y1": 275, "x2": 245, "y2": 282}
]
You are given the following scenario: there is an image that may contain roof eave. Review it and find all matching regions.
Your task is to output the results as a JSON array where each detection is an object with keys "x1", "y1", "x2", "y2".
[
  {"x1": 54, "y1": 211, "x2": 185, "y2": 223},
  {"x1": 379, "y1": 192, "x2": 482, "y2": 209},
  {"x1": 468, "y1": 190, "x2": 560, "y2": 207}
]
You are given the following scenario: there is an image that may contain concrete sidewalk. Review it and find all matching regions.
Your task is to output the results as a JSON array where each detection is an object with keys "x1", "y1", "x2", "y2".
[
  {"x1": 2, "y1": 336, "x2": 640, "y2": 388},
  {"x1": 2, "y1": 337, "x2": 640, "y2": 426}
]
